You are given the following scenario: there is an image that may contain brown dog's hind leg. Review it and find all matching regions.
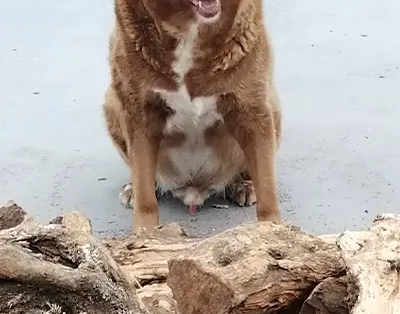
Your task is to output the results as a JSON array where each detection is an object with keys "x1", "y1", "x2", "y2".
[
  {"x1": 104, "y1": 88, "x2": 136, "y2": 209},
  {"x1": 103, "y1": 87, "x2": 130, "y2": 165},
  {"x1": 225, "y1": 171, "x2": 257, "y2": 207},
  {"x1": 119, "y1": 182, "x2": 160, "y2": 209},
  {"x1": 119, "y1": 183, "x2": 135, "y2": 209},
  {"x1": 104, "y1": 87, "x2": 160, "y2": 231}
]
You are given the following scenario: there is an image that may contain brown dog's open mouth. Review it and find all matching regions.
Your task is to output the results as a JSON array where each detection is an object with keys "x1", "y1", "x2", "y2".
[{"x1": 191, "y1": 0, "x2": 221, "y2": 19}]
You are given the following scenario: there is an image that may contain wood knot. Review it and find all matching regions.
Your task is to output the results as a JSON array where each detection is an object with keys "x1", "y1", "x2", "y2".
[
  {"x1": 212, "y1": 240, "x2": 248, "y2": 267},
  {"x1": 268, "y1": 248, "x2": 286, "y2": 260}
]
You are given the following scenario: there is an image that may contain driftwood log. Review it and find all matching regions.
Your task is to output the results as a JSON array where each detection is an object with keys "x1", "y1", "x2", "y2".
[
  {"x1": 337, "y1": 213, "x2": 400, "y2": 314},
  {"x1": 1, "y1": 201, "x2": 400, "y2": 314},
  {"x1": 0, "y1": 201, "x2": 144, "y2": 314},
  {"x1": 167, "y1": 223, "x2": 345, "y2": 314}
]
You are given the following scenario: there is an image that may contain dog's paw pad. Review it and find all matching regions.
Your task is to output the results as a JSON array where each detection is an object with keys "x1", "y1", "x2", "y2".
[
  {"x1": 226, "y1": 180, "x2": 257, "y2": 207},
  {"x1": 119, "y1": 183, "x2": 134, "y2": 209}
]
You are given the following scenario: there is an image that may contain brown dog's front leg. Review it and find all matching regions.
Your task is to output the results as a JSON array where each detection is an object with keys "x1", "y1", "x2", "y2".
[
  {"x1": 128, "y1": 129, "x2": 160, "y2": 232},
  {"x1": 222, "y1": 97, "x2": 281, "y2": 223}
]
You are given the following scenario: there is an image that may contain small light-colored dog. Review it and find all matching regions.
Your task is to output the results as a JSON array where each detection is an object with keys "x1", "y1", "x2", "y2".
[{"x1": 104, "y1": 0, "x2": 282, "y2": 231}]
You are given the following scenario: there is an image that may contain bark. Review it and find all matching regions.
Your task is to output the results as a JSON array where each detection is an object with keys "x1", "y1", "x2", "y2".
[
  {"x1": 167, "y1": 223, "x2": 346, "y2": 314},
  {"x1": 103, "y1": 222, "x2": 197, "y2": 288},
  {"x1": 299, "y1": 276, "x2": 349, "y2": 314},
  {"x1": 103, "y1": 222, "x2": 199, "y2": 314},
  {"x1": 0, "y1": 201, "x2": 144, "y2": 314},
  {"x1": 337, "y1": 213, "x2": 400, "y2": 314},
  {"x1": 2, "y1": 200, "x2": 400, "y2": 314}
]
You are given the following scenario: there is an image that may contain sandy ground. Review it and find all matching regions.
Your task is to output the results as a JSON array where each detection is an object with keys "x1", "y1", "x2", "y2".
[{"x1": 1, "y1": 0, "x2": 399, "y2": 237}]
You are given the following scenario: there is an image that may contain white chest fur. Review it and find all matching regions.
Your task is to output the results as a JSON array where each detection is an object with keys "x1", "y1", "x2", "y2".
[
  {"x1": 154, "y1": 24, "x2": 224, "y2": 195},
  {"x1": 161, "y1": 87, "x2": 220, "y2": 134},
  {"x1": 157, "y1": 24, "x2": 222, "y2": 134}
]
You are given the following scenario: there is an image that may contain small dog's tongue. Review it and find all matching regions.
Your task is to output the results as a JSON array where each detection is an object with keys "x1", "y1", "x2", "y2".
[{"x1": 189, "y1": 205, "x2": 197, "y2": 214}]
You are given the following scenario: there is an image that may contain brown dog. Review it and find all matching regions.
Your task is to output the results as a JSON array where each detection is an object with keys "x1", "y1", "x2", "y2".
[{"x1": 104, "y1": 0, "x2": 282, "y2": 231}]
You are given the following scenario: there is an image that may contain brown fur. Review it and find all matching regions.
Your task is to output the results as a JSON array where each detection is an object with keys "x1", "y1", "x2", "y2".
[{"x1": 104, "y1": 0, "x2": 282, "y2": 231}]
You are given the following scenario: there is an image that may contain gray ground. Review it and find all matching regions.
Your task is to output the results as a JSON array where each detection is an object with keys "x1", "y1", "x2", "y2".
[{"x1": 1, "y1": 0, "x2": 399, "y2": 237}]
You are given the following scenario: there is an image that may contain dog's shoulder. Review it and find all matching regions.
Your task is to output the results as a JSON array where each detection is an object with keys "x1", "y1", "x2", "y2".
[
  {"x1": 186, "y1": 0, "x2": 272, "y2": 97},
  {"x1": 112, "y1": 0, "x2": 177, "y2": 79},
  {"x1": 204, "y1": 0, "x2": 268, "y2": 73}
]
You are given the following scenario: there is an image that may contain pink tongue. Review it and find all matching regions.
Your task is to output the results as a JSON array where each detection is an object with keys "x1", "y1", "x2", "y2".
[{"x1": 189, "y1": 205, "x2": 197, "y2": 214}]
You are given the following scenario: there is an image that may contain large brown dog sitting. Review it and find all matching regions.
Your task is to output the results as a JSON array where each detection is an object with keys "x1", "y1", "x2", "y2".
[{"x1": 104, "y1": 0, "x2": 282, "y2": 231}]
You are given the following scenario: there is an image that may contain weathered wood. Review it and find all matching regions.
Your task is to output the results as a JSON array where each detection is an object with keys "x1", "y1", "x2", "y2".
[
  {"x1": 167, "y1": 222, "x2": 345, "y2": 314},
  {"x1": 3, "y1": 200, "x2": 400, "y2": 314},
  {"x1": 103, "y1": 223, "x2": 198, "y2": 314},
  {"x1": 104, "y1": 222, "x2": 197, "y2": 287},
  {"x1": 0, "y1": 201, "x2": 144, "y2": 314},
  {"x1": 337, "y1": 213, "x2": 400, "y2": 314},
  {"x1": 137, "y1": 283, "x2": 179, "y2": 314},
  {"x1": 0, "y1": 200, "x2": 27, "y2": 230},
  {"x1": 299, "y1": 276, "x2": 349, "y2": 314}
]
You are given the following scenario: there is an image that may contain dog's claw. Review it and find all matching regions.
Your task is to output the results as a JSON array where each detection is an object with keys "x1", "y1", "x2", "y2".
[{"x1": 226, "y1": 180, "x2": 257, "y2": 207}]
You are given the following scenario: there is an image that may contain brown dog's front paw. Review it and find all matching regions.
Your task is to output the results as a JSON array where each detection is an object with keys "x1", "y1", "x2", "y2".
[
  {"x1": 226, "y1": 180, "x2": 257, "y2": 207},
  {"x1": 257, "y1": 208, "x2": 282, "y2": 224},
  {"x1": 119, "y1": 183, "x2": 134, "y2": 209},
  {"x1": 133, "y1": 219, "x2": 159, "y2": 233},
  {"x1": 264, "y1": 214, "x2": 282, "y2": 224},
  {"x1": 133, "y1": 204, "x2": 160, "y2": 233}
]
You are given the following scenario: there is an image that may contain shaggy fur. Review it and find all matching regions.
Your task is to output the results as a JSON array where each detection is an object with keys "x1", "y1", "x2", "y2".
[{"x1": 104, "y1": 0, "x2": 282, "y2": 231}]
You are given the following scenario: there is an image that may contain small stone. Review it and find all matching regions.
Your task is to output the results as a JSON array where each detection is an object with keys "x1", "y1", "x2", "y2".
[
  {"x1": 213, "y1": 204, "x2": 229, "y2": 209},
  {"x1": 98, "y1": 177, "x2": 107, "y2": 181},
  {"x1": 33, "y1": 91, "x2": 40, "y2": 95}
]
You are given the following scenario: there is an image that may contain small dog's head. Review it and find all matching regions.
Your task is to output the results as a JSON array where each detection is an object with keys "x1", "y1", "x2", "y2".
[{"x1": 143, "y1": 0, "x2": 233, "y2": 32}]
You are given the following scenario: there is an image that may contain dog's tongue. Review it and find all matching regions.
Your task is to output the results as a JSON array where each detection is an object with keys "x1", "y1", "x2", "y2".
[
  {"x1": 196, "y1": 0, "x2": 220, "y2": 18},
  {"x1": 189, "y1": 205, "x2": 197, "y2": 214}
]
